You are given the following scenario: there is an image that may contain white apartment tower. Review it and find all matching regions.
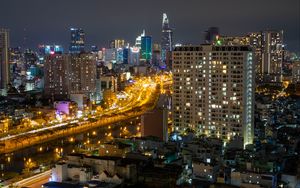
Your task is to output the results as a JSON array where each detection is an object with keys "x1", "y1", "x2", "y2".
[{"x1": 172, "y1": 45, "x2": 254, "y2": 147}]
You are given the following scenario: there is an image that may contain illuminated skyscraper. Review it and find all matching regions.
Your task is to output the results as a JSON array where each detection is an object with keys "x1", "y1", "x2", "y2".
[
  {"x1": 123, "y1": 47, "x2": 129, "y2": 64},
  {"x1": 38, "y1": 44, "x2": 63, "y2": 55},
  {"x1": 110, "y1": 39, "x2": 125, "y2": 49},
  {"x1": 161, "y1": 13, "x2": 173, "y2": 63},
  {"x1": 141, "y1": 35, "x2": 152, "y2": 62},
  {"x1": 129, "y1": 47, "x2": 140, "y2": 65},
  {"x1": 135, "y1": 30, "x2": 145, "y2": 49},
  {"x1": 69, "y1": 28, "x2": 85, "y2": 54},
  {"x1": 0, "y1": 29, "x2": 9, "y2": 91},
  {"x1": 172, "y1": 45, "x2": 254, "y2": 147}
]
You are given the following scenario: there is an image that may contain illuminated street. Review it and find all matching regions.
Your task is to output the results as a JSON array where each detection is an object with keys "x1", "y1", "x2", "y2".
[{"x1": 0, "y1": 74, "x2": 171, "y2": 154}]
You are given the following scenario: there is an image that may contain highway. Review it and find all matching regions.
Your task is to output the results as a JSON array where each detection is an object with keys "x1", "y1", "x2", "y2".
[
  {"x1": 0, "y1": 74, "x2": 171, "y2": 153},
  {"x1": 3, "y1": 170, "x2": 51, "y2": 188}
]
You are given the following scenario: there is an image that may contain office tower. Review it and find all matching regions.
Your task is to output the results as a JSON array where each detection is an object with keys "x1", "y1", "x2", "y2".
[
  {"x1": 129, "y1": 47, "x2": 140, "y2": 65},
  {"x1": 0, "y1": 29, "x2": 9, "y2": 91},
  {"x1": 116, "y1": 48, "x2": 124, "y2": 63},
  {"x1": 249, "y1": 30, "x2": 283, "y2": 82},
  {"x1": 44, "y1": 53, "x2": 96, "y2": 100},
  {"x1": 172, "y1": 45, "x2": 254, "y2": 147},
  {"x1": 69, "y1": 28, "x2": 85, "y2": 54},
  {"x1": 123, "y1": 47, "x2": 129, "y2": 64},
  {"x1": 161, "y1": 13, "x2": 173, "y2": 63},
  {"x1": 152, "y1": 43, "x2": 161, "y2": 67},
  {"x1": 110, "y1": 39, "x2": 125, "y2": 49},
  {"x1": 141, "y1": 36, "x2": 152, "y2": 62},
  {"x1": 104, "y1": 48, "x2": 117, "y2": 63},
  {"x1": 204, "y1": 27, "x2": 219, "y2": 44},
  {"x1": 135, "y1": 30, "x2": 145, "y2": 49},
  {"x1": 38, "y1": 44, "x2": 63, "y2": 55}
]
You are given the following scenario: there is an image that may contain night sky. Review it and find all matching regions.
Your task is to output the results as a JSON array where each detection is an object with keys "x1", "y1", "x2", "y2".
[{"x1": 0, "y1": 0, "x2": 299, "y2": 53}]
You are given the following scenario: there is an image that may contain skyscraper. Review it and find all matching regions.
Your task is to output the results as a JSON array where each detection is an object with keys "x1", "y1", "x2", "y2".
[
  {"x1": 135, "y1": 30, "x2": 145, "y2": 49},
  {"x1": 123, "y1": 47, "x2": 129, "y2": 64},
  {"x1": 141, "y1": 35, "x2": 152, "y2": 62},
  {"x1": 172, "y1": 45, "x2": 254, "y2": 147},
  {"x1": 249, "y1": 30, "x2": 284, "y2": 82},
  {"x1": 110, "y1": 39, "x2": 125, "y2": 49},
  {"x1": 129, "y1": 47, "x2": 140, "y2": 65},
  {"x1": 204, "y1": 27, "x2": 219, "y2": 44},
  {"x1": 161, "y1": 13, "x2": 173, "y2": 63},
  {"x1": 69, "y1": 28, "x2": 85, "y2": 54},
  {"x1": 0, "y1": 29, "x2": 9, "y2": 92}
]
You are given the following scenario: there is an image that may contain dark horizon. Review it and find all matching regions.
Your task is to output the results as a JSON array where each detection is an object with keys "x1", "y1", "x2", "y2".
[{"x1": 0, "y1": 0, "x2": 299, "y2": 53}]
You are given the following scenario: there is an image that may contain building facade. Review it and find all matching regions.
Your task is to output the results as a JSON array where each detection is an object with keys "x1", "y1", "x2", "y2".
[
  {"x1": 0, "y1": 29, "x2": 9, "y2": 92},
  {"x1": 44, "y1": 54, "x2": 71, "y2": 99},
  {"x1": 141, "y1": 36, "x2": 152, "y2": 62},
  {"x1": 69, "y1": 28, "x2": 85, "y2": 54},
  {"x1": 204, "y1": 27, "x2": 219, "y2": 44},
  {"x1": 110, "y1": 39, "x2": 125, "y2": 49},
  {"x1": 249, "y1": 30, "x2": 284, "y2": 82},
  {"x1": 161, "y1": 13, "x2": 173, "y2": 64},
  {"x1": 172, "y1": 45, "x2": 255, "y2": 147},
  {"x1": 292, "y1": 61, "x2": 300, "y2": 83},
  {"x1": 44, "y1": 53, "x2": 97, "y2": 100}
]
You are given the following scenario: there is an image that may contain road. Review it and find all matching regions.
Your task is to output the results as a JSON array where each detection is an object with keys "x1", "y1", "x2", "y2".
[
  {"x1": 0, "y1": 74, "x2": 171, "y2": 153},
  {"x1": 3, "y1": 170, "x2": 51, "y2": 188}
]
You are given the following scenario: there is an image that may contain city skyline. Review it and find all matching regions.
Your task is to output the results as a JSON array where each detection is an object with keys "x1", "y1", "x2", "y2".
[{"x1": 0, "y1": 0, "x2": 299, "y2": 53}]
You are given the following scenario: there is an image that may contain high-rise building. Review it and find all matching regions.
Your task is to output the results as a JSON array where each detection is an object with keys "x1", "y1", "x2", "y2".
[
  {"x1": 44, "y1": 54, "x2": 71, "y2": 100},
  {"x1": 204, "y1": 27, "x2": 219, "y2": 44},
  {"x1": 69, "y1": 28, "x2": 85, "y2": 54},
  {"x1": 38, "y1": 44, "x2": 63, "y2": 55},
  {"x1": 141, "y1": 36, "x2": 152, "y2": 62},
  {"x1": 249, "y1": 32, "x2": 263, "y2": 79},
  {"x1": 70, "y1": 54, "x2": 97, "y2": 99},
  {"x1": 152, "y1": 43, "x2": 161, "y2": 67},
  {"x1": 135, "y1": 30, "x2": 145, "y2": 49},
  {"x1": 172, "y1": 45, "x2": 255, "y2": 147},
  {"x1": 116, "y1": 48, "x2": 124, "y2": 63},
  {"x1": 104, "y1": 48, "x2": 117, "y2": 63},
  {"x1": 292, "y1": 61, "x2": 300, "y2": 83},
  {"x1": 249, "y1": 30, "x2": 284, "y2": 82},
  {"x1": 110, "y1": 39, "x2": 125, "y2": 49},
  {"x1": 44, "y1": 53, "x2": 96, "y2": 100},
  {"x1": 129, "y1": 47, "x2": 140, "y2": 65},
  {"x1": 0, "y1": 29, "x2": 9, "y2": 92},
  {"x1": 123, "y1": 47, "x2": 129, "y2": 64},
  {"x1": 161, "y1": 13, "x2": 173, "y2": 63}
]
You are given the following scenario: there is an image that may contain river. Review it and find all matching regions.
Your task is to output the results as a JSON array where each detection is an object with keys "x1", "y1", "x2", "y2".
[{"x1": 0, "y1": 117, "x2": 139, "y2": 181}]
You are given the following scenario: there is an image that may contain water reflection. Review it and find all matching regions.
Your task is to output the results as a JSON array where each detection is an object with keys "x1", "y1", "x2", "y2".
[{"x1": 0, "y1": 118, "x2": 139, "y2": 181}]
